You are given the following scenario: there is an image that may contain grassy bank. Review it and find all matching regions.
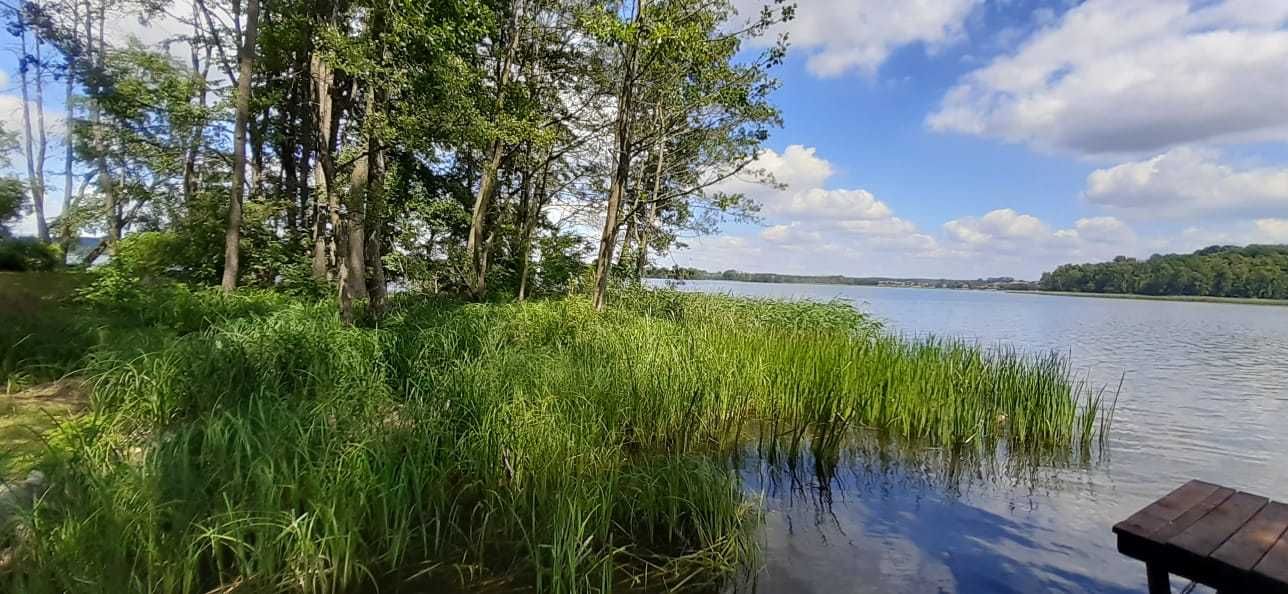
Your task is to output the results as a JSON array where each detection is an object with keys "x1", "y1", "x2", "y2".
[
  {"x1": 1, "y1": 275, "x2": 1111, "y2": 593},
  {"x1": 1017, "y1": 290, "x2": 1288, "y2": 307}
]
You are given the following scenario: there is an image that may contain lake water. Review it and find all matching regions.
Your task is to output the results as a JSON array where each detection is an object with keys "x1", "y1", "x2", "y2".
[{"x1": 657, "y1": 280, "x2": 1288, "y2": 594}]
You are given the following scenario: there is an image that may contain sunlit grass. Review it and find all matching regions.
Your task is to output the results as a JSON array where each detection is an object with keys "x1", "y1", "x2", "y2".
[{"x1": 0, "y1": 282, "x2": 1113, "y2": 593}]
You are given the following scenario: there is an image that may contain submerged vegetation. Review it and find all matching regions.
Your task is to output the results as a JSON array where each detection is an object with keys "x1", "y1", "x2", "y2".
[{"x1": 0, "y1": 273, "x2": 1112, "y2": 593}]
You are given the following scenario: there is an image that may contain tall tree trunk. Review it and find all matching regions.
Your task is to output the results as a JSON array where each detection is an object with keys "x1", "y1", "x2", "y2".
[
  {"x1": 365, "y1": 59, "x2": 388, "y2": 315},
  {"x1": 89, "y1": 1, "x2": 118, "y2": 257},
  {"x1": 309, "y1": 51, "x2": 335, "y2": 281},
  {"x1": 19, "y1": 24, "x2": 50, "y2": 242},
  {"x1": 339, "y1": 143, "x2": 369, "y2": 323},
  {"x1": 517, "y1": 158, "x2": 550, "y2": 302},
  {"x1": 592, "y1": 0, "x2": 643, "y2": 311},
  {"x1": 365, "y1": 144, "x2": 386, "y2": 315},
  {"x1": 35, "y1": 35, "x2": 49, "y2": 242},
  {"x1": 637, "y1": 133, "x2": 666, "y2": 281},
  {"x1": 618, "y1": 194, "x2": 637, "y2": 269},
  {"x1": 59, "y1": 2, "x2": 77, "y2": 263},
  {"x1": 465, "y1": 1, "x2": 522, "y2": 300},
  {"x1": 221, "y1": 0, "x2": 261, "y2": 291}
]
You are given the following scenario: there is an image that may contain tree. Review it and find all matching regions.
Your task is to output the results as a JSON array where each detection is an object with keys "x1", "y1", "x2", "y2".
[
  {"x1": 220, "y1": 0, "x2": 261, "y2": 291},
  {"x1": 584, "y1": 0, "x2": 789, "y2": 310},
  {"x1": 10, "y1": 6, "x2": 51, "y2": 242}
]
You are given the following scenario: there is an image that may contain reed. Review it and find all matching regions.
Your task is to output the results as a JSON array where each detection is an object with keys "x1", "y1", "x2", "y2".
[{"x1": 2, "y1": 285, "x2": 1112, "y2": 593}]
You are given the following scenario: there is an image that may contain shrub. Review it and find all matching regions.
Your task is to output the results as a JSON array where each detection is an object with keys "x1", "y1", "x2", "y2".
[{"x1": 0, "y1": 238, "x2": 62, "y2": 272}]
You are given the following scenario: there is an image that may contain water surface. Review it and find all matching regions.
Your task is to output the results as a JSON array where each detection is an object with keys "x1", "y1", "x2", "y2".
[{"x1": 661, "y1": 280, "x2": 1288, "y2": 593}]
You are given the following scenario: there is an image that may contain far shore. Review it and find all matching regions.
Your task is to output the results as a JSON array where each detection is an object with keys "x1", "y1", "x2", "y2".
[{"x1": 1013, "y1": 290, "x2": 1288, "y2": 307}]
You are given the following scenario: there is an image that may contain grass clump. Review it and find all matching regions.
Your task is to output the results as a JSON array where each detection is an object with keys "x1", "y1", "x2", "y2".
[{"x1": 0, "y1": 276, "x2": 1111, "y2": 593}]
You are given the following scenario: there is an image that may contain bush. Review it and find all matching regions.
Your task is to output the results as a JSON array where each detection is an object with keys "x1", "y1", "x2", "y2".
[{"x1": 0, "y1": 238, "x2": 62, "y2": 272}]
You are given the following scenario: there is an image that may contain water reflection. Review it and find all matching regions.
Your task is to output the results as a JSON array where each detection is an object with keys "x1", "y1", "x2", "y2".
[
  {"x1": 734, "y1": 438, "x2": 1134, "y2": 594},
  {"x1": 665, "y1": 280, "x2": 1288, "y2": 594}
]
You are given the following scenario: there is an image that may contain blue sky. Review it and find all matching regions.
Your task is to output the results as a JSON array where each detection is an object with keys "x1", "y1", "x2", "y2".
[
  {"x1": 6, "y1": 0, "x2": 1288, "y2": 280},
  {"x1": 668, "y1": 0, "x2": 1288, "y2": 279}
]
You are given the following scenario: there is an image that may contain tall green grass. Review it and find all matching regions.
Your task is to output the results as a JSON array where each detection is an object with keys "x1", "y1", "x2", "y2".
[{"x1": 2, "y1": 284, "x2": 1112, "y2": 593}]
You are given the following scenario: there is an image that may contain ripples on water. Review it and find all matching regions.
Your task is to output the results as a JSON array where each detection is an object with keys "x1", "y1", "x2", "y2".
[{"x1": 663, "y1": 280, "x2": 1288, "y2": 594}]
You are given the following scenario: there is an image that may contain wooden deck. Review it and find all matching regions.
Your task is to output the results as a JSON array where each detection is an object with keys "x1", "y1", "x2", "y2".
[{"x1": 1114, "y1": 480, "x2": 1288, "y2": 593}]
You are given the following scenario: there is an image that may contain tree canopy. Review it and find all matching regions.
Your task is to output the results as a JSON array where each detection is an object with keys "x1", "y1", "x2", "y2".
[
  {"x1": 5, "y1": 0, "x2": 794, "y2": 316},
  {"x1": 1039, "y1": 245, "x2": 1288, "y2": 300}
]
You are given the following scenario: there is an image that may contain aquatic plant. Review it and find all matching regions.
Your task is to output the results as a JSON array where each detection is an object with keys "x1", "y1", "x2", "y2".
[{"x1": 2, "y1": 286, "x2": 1111, "y2": 593}]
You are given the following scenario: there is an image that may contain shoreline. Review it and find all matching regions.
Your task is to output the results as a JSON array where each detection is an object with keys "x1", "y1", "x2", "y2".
[{"x1": 1013, "y1": 290, "x2": 1288, "y2": 307}]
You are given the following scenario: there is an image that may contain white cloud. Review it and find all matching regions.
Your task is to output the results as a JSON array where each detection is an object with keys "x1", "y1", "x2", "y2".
[
  {"x1": 773, "y1": 188, "x2": 894, "y2": 220},
  {"x1": 1255, "y1": 218, "x2": 1288, "y2": 241},
  {"x1": 928, "y1": 0, "x2": 1288, "y2": 156},
  {"x1": 1068, "y1": 216, "x2": 1137, "y2": 245},
  {"x1": 1085, "y1": 147, "x2": 1288, "y2": 219},
  {"x1": 737, "y1": 0, "x2": 981, "y2": 77},
  {"x1": 943, "y1": 208, "x2": 1048, "y2": 247}
]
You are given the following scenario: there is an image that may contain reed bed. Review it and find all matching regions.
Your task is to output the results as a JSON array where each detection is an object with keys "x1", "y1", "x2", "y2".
[{"x1": 3, "y1": 286, "x2": 1111, "y2": 593}]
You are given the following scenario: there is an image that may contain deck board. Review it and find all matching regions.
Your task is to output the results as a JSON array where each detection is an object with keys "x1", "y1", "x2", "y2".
[
  {"x1": 1212, "y1": 501, "x2": 1288, "y2": 570},
  {"x1": 1113, "y1": 480, "x2": 1221, "y2": 539},
  {"x1": 1116, "y1": 481, "x2": 1288, "y2": 594},
  {"x1": 1254, "y1": 532, "x2": 1288, "y2": 588},
  {"x1": 1169, "y1": 491, "x2": 1268, "y2": 556},
  {"x1": 1150, "y1": 486, "x2": 1234, "y2": 542}
]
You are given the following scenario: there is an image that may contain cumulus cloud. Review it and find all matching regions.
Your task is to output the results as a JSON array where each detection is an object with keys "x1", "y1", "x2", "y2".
[
  {"x1": 927, "y1": 0, "x2": 1288, "y2": 156},
  {"x1": 1085, "y1": 147, "x2": 1288, "y2": 220},
  {"x1": 736, "y1": 0, "x2": 980, "y2": 77},
  {"x1": 718, "y1": 145, "x2": 937, "y2": 247},
  {"x1": 941, "y1": 209, "x2": 1137, "y2": 262},
  {"x1": 1255, "y1": 218, "x2": 1288, "y2": 241},
  {"x1": 942, "y1": 208, "x2": 1048, "y2": 248}
]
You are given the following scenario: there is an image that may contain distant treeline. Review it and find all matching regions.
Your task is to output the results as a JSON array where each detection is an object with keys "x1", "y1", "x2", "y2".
[
  {"x1": 1039, "y1": 245, "x2": 1288, "y2": 299},
  {"x1": 647, "y1": 266, "x2": 1034, "y2": 290}
]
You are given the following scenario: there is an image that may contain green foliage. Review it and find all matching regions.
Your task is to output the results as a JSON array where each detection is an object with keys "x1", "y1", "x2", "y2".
[
  {"x1": 3, "y1": 287, "x2": 1108, "y2": 593},
  {"x1": 1040, "y1": 245, "x2": 1288, "y2": 299},
  {"x1": 0, "y1": 177, "x2": 24, "y2": 235},
  {"x1": 0, "y1": 272, "x2": 94, "y2": 389},
  {"x1": 0, "y1": 238, "x2": 62, "y2": 272}
]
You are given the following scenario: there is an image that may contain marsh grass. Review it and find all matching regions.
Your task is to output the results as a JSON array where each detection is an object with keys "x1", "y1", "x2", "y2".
[{"x1": 0, "y1": 281, "x2": 1114, "y2": 593}]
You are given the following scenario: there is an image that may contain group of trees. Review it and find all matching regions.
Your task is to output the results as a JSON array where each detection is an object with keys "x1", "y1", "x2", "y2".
[
  {"x1": 1039, "y1": 245, "x2": 1288, "y2": 299},
  {"x1": 3, "y1": 0, "x2": 793, "y2": 317},
  {"x1": 649, "y1": 266, "x2": 1029, "y2": 289}
]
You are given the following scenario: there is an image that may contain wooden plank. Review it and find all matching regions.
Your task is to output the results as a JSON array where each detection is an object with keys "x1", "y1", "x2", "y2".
[
  {"x1": 1169, "y1": 491, "x2": 1268, "y2": 556},
  {"x1": 1254, "y1": 531, "x2": 1288, "y2": 589},
  {"x1": 1151, "y1": 486, "x2": 1235, "y2": 542},
  {"x1": 1213, "y1": 501, "x2": 1288, "y2": 571},
  {"x1": 1114, "y1": 480, "x2": 1223, "y2": 539}
]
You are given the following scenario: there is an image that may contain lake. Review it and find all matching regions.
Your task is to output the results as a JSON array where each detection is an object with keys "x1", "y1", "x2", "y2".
[{"x1": 656, "y1": 279, "x2": 1288, "y2": 594}]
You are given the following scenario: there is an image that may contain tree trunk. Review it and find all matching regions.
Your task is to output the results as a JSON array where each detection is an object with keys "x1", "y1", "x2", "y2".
[
  {"x1": 366, "y1": 145, "x2": 386, "y2": 315},
  {"x1": 339, "y1": 149, "x2": 369, "y2": 323},
  {"x1": 20, "y1": 23, "x2": 50, "y2": 243},
  {"x1": 221, "y1": 0, "x2": 261, "y2": 292},
  {"x1": 636, "y1": 200, "x2": 655, "y2": 280},
  {"x1": 339, "y1": 80, "x2": 374, "y2": 323},
  {"x1": 618, "y1": 194, "x2": 637, "y2": 270},
  {"x1": 465, "y1": 2, "x2": 522, "y2": 300},
  {"x1": 34, "y1": 36, "x2": 49, "y2": 242},
  {"x1": 90, "y1": 1, "x2": 118, "y2": 255},
  {"x1": 467, "y1": 141, "x2": 504, "y2": 299},
  {"x1": 637, "y1": 133, "x2": 666, "y2": 281},
  {"x1": 592, "y1": 0, "x2": 643, "y2": 311},
  {"x1": 365, "y1": 46, "x2": 388, "y2": 314},
  {"x1": 309, "y1": 51, "x2": 335, "y2": 282},
  {"x1": 59, "y1": 3, "x2": 77, "y2": 263},
  {"x1": 182, "y1": 0, "x2": 211, "y2": 211},
  {"x1": 517, "y1": 158, "x2": 550, "y2": 302}
]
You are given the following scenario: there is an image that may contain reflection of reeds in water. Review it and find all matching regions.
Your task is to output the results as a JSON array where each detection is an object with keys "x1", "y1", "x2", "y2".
[
  {"x1": 742, "y1": 427, "x2": 1108, "y2": 511},
  {"x1": 8, "y1": 288, "x2": 1117, "y2": 593}
]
